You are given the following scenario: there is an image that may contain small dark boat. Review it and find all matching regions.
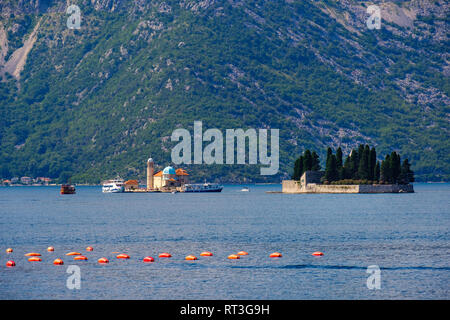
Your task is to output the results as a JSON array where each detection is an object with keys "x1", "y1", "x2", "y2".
[{"x1": 60, "y1": 184, "x2": 76, "y2": 194}]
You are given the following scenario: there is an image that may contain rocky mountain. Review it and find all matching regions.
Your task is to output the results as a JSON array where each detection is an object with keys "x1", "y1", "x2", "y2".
[{"x1": 0, "y1": 0, "x2": 448, "y2": 183}]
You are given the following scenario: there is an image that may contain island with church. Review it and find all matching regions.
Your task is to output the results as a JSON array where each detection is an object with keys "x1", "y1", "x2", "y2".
[
  {"x1": 282, "y1": 145, "x2": 415, "y2": 194},
  {"x1": 105, "y1": 157, "x2": 223, "y2": 193}
]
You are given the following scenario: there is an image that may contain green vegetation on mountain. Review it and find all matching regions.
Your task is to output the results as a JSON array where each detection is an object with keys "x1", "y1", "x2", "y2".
[{"x1": 0, "y1": 0, "x2": 448, "y2": 183}]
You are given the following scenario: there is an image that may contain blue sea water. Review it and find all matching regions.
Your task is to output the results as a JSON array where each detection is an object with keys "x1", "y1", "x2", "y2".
[{"x1": 0, "y1": 183, "x2": 448, "y2": 300}]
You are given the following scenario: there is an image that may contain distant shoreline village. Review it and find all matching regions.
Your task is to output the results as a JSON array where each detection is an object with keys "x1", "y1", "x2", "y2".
[{"x1": 281, "y1": 145, "x2": 415, "y2": 194}]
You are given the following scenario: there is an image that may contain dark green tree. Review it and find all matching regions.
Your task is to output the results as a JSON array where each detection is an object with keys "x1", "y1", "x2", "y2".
[
  {"x1": 303, "y1": 150, "x2": 313, "y2": 171},
  {"x1": 336, "y1": 147, "x2": 343, "y2": 169},
  {"x1": 326, "y1": 147, "x2": 332, "y2": 165},
  {"x1": 374, "y1": 160, "x2": 381, "y2": 182},
  {"x1": 350, "y1": 148, "x2": 359, "y2": 179},
  {"x1": 369, "y1": 146, "x2": 377, "y2": 181},
  {"x1": 390, "y1": 152, "x2": 401, "y2": 184},
  {"x1": 343, "y1": 155, "x2": 352, "y2": 179},
  {"x1": 311, "y1": 151, "x2": 321, "y2": 171},
  {"x1": 399, "y1": 158, "x2": 414, "y2": 184},
  {"x1": 324, "y1": 154, "x2": 338, "y2": 182},
  {"x1": 336, "y1": 147, "x2": 343, "y2": 180},
  {"x1": 381, "y1": 154, "x2": 392, "y2": 183},
  {"x1": 358, "y1": 145, "x2": 370, "y2": 180},
  {"x1": 292, "y1": 156, "x2": 302, "y2": 180}
]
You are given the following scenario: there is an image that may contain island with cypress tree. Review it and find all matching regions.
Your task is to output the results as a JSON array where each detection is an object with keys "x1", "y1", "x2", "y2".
[{"x1": 283, "y1": 145, "x2": 414, "y2": 193}]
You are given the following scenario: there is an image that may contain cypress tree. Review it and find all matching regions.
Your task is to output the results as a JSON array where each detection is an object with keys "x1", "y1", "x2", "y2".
[
  {"x1": 325, "y1": 154, "x2": 338, "y2": 182},
  {"x1": 298, "y1": 155, "x2": 305, "y2": 178},
  {"x1": 350, "y1": 148, "x2": 359, "y2": 179},
  {"x1": 358, "y1": 145, "x2": 370, "y2": 180},
  {"x1": 381, "y1": 154, "x2": 392, "y2": 183},
  {"x1": 326, "y1": 147, "x2": 332, "y2": 165},
  {"x1": 399, "y1": 159, "x2": 414, "y2": 184},
  {"x1": 311, "y1": 151, "x2": 321, "y2": 171},
  {"x1": 369, "y1": 147, "x2": 376, "y2": 181},
  {"x1": 325, "y1": 147, "x2": 332, "y2": 179},
  {"x1": 374, "y1": 160, "x2": 380, "y2": 182},
  {"x1": 358, "y1": 144, "x2": 365, "y2": 162},
  {"x1": 343, "y1": 155, "x2": 351, "y2": 179},
  {"x1": 336, "y1": 147, "x2": 343, "y2": 169},
  {"x1": 293, "y1": 157, "x2": 301, "y2": 180},
  {"x1": 390, "y1": 152, "x2": 401, "y2": 184},
  {"x1": 303, "y1": 150, "x2": 312, "y2": 171}
]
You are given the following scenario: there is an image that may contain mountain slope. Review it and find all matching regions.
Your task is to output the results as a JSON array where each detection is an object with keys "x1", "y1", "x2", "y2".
[{"x1": 0, "y1": 0, "x2": 449, "y2": 183}]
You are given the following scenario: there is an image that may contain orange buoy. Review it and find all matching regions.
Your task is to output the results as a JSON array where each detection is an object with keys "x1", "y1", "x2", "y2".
[
  {"x1": 200, "y1": 251, "x2": 213, "y2": 257},
  {"x1": 86, "y1": 246, "x2": 93, "y2": 251},
  {"x1": 47, "y1": 246, "x2": 55, "y2": 252},
  {"x1": 53, "y1": 258, "x2": 64, "y2": 265},
  {"x1": 228, "y1": 254, "x2": 240, "y2": 259},
  {"x1": 143, "y1": 256, "x2": 154, "y2": 262},
  {"x1": 158, "y1": 253, "x2": 172, "y2": 258},
  {"x1": 28, "y1": 257, "x2": 42, "y2": 262},
  {"x1": 66, "y1": 252, "x2": 81, "y2": 256},
  {"x1": 74, "y1": 255, "x2": 88, "y2": 261},
  {"x1": 185, "y1": 255, "x2": 198, "y2": 261},
  {"x1": 6, "y1": 260, "x2": 15, "y2": 267},
  {"x1": 6, "y1": 248, "x2": 13, "y2": 253},
  {"x1": 98, "y1": 257, "x2": 109, "y2": 264},
  {"x1": 269, "y1": 252, "x2": 282, "y2": 258},
  {"x1": 312, "y1": 251, "x2": 324, "y2": 256},
  {"x1": 116, "y1": 254, "x2": 130, "y2": 259},
  {"x1": 25, "y1": 252, "x2": 41, "y2": 257},
  {"x1": 237, "y1": 251, "x2": 248, "y2": 256}
]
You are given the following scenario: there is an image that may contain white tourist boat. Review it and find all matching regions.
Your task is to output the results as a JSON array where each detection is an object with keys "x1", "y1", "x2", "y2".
[
  {"x1": 102, "y1": 178, "x2": 125, "y2": 193},
  {"x1": 182, "y1": 183, "x2": 223, "y2": 193},
  {"x1": 241, "y1": 187, "x2": 250, "y2": 192}
]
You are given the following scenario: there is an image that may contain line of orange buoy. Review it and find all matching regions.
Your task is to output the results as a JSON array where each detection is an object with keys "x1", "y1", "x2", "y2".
[{"x1": 3, "y1": 247, "x2": 326, "y2": 267}]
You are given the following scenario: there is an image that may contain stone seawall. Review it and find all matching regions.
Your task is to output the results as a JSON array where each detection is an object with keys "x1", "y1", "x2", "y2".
[
  {"x1": 282, "y1": 180, "x2": 302, "y2": 193},
  {"x1": 281, "y1": 180, "x2": 414, "y2": 193}
]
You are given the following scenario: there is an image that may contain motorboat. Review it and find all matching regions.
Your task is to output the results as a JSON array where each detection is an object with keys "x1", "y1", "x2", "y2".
[
  {"x1": 102, "y1": 178, "x2": 125, "y2": 193},
  {"x1": 182, "y1": 183, "x2": 223, "y2": 193}
]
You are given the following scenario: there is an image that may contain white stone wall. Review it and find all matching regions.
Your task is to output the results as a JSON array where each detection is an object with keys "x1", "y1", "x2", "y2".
[{"x1": 281, "y1": 180, "x2": 414, "y2": 194}]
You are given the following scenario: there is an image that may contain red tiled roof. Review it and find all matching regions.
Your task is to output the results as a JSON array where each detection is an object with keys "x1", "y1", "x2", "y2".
[
  {"x1": 176, "y1": 168, "x2": 189, "y2": 176},
  {"x1": 154, "y1": 171, "x2": 163, "y2": 177}
]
